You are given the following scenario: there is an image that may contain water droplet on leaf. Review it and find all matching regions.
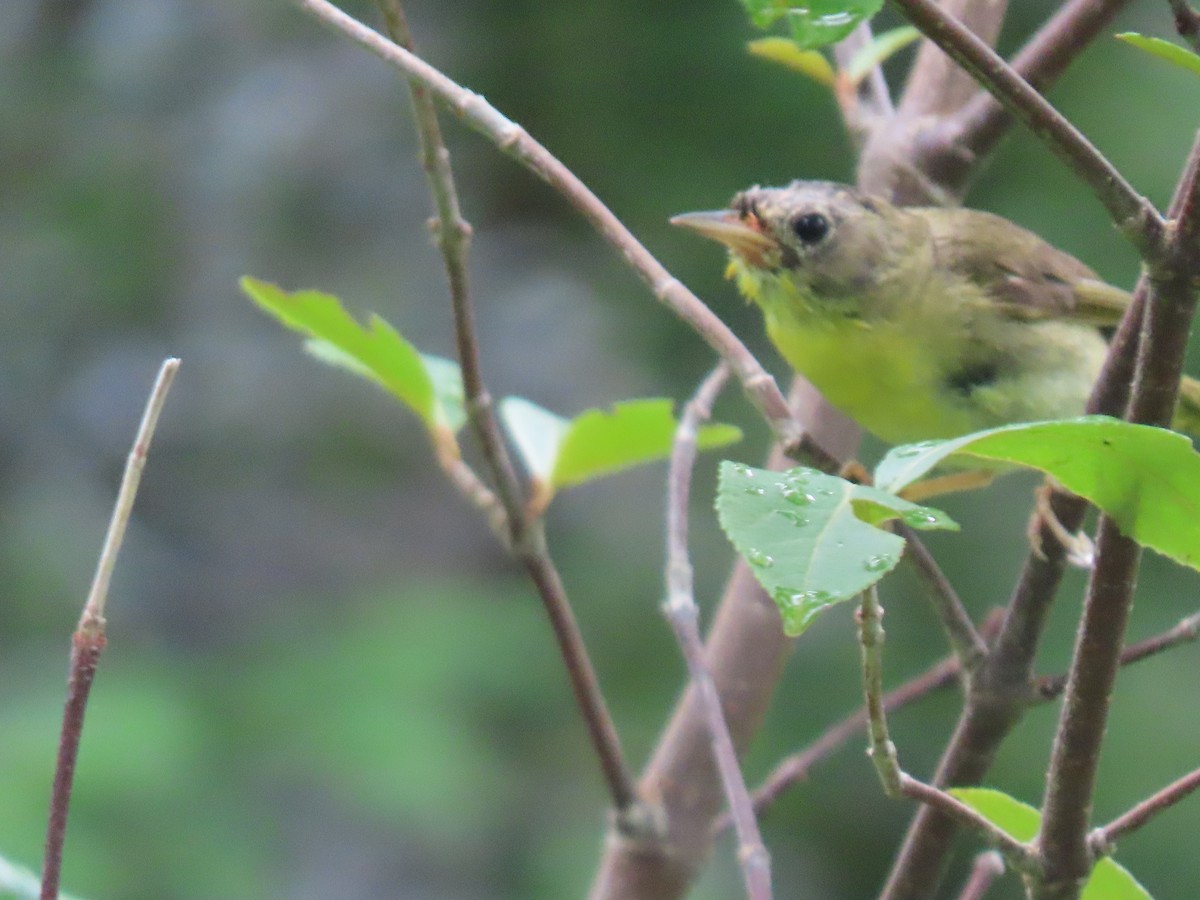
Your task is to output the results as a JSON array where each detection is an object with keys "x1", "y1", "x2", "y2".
[{"x1": 746, "y1": 548, "x2": 774, "y2": 568}]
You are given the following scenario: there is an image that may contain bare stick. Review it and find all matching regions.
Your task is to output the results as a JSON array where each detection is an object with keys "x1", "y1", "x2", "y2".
[
  {"x1": 1034, "y1": 609, "x2": 1200, "y2": 700},
  {"x1": 856, "y1": 590, "x2": 1034, "y2": 873},
  {"x1": 935, "y1": 0, "x2": 1133, "y2": 185},
  {"x1": 889, "y1": 0, "x2": 1165, "y2": 259},
  {"x1": 297, "y1": 0, "x2": 804, "y2": 450},
  {"x1": 733, "y1": 653, "x2": 961, "y2": 826},
  {"x1": 899, "y1": 775, "x2": 1034, "y2": 874},
  {"x1": 663, "y1": 363, "x2": 771, "y2": 900},
  {"x1": 955, "y1": 851, "x2": 1005, "y2": 900},
  {"x1": 897, "y1": 524, "x2": 987, "y2": 671},
  {"x1": 371, "y1": 0, "x2": 639, "y2": 818},
  {"x1": 1091, "y1": 766, "x2": 1200, "y2": 851},
  {"x1": 1035, "y1": 119, "x2": 1200, "y2": 900},
  {"x1": 41, "y1": 358, "x2": 180, "y2": 900},
  {"x1": 858, "y1": 586, "x2": 902, "y2": 796}
]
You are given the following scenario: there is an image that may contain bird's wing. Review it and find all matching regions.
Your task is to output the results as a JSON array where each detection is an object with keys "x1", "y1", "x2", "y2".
[{"x1": 916, "y1": 207, "x2": 1131, "y2": 327}]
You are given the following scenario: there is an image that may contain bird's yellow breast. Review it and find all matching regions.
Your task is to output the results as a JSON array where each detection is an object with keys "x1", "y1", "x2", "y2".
[{"x1": 740, "y1": 264, "x2": 980, "y2": 445}]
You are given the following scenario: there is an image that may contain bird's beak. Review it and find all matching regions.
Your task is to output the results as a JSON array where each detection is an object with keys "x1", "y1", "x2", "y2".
[{"x1": 669, "y1": 210, "x2": 777, "y2": 267}]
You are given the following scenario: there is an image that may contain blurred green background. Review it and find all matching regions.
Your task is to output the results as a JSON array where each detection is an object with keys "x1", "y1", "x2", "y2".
[{"x1": 2, "y1": 1, "x2": 1199, "y2": 897}]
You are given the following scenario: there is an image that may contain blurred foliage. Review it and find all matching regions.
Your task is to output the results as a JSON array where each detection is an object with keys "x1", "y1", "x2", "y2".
[{"x1": 2, "y1": 0, "x2": 1199, "y2": 898}]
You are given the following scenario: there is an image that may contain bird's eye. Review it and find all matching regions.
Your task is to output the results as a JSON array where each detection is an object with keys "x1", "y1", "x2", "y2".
[{"x1": 791, "y1": 213, "x2": 830, "y2": 245}]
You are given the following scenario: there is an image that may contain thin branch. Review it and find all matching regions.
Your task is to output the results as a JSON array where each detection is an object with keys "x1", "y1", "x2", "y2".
[
  {"x1": 41, "y1": 358, "x2": 180, "y2": 900},
  {"x1": 1034, "y1": 609, "x2": 1200, "y2": 700},
  {"x1": 1035, "y1": 519, "x2": 1141, "y2": 898},
  {"x1": 936, "y1": 0, "x2": 1133, "y2": 182},
  {"x1": 889, "y1": 0, "x2": 1165, "y2": 260},
  {"x1": 899, "y1": 775, "x2": 1035, "y2": 875},
  {"x1": 373, "y1": 0, "x2": 522, "y2": 547},
  {"x1": 298, "y1": 0, "x2": 806, "y2": 452},
  {"x1": 371, "y1": 0, "x2": 640, "y2": 819},
  {"x1": 1036, "y1": 112, "x2": 1200, "y2": 900},
  {"x1": 664, "y1": 364, "x2": 771, "y2": 900},
  {"x1": 955, "y1": 851, "x2": 1005, "y2": 900},
  {"x1": 858, "y1": 586, "x2": 902, "y2": 796},
  {"x1": 1091, "y1": 766, "x2": 1200, "y2": 850},
  {"x1": 833, "y1": 22, "x2": 895, "y2": 145},
  {"x1": 897, "y1": 524, "x2": 988, "y2": 671},
  {"x1": 730, "y1": 610, "x2": 1003, "y2": 830},
  {"x1": 732, "y1": 654, "x2": 961, "y2": 826},
  {"x1": 1169, "y1": 0, "x2": 1200, "y2": 54}
]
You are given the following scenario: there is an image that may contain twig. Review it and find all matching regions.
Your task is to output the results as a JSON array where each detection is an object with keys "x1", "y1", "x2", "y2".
[
  {"x1": 889, "y1": 0, "x2": 1165, "y2": 260},
  {"x1": 663, "y1": 363, "x2": 771, "y2": 900},
  {"x1": 855, "y1": 589, "x2": 1034, "y2": 874},
  {"x1": 1034, "y1": 609, "x2": 1200, "y2": 700},
  {"x1": 371, "y1": 0, "x2": 639, "y2": 819},
  {"x1": 897, "y1": 524, "x2": 987, "y2": 672},
  {"x1": 41, "y1": 358, "x2": 180, "y2": 900},
  {"x1": 833, "y1": 22, "x2": 894, "y2": 144},
  {"x1": 1169, "y1": 0, "x2": 1200, "y2": 54},
  {"x1": 731, "y1": 654, "x2": 961, "y2": 827},
  {"x1": 934, "y1": 0, "x2": 1133, "y2": 186},
  {"x1": 1091, "y1": 766, "x2": 1200, "y2": 851},
  {"x1": 1035, "y1": 115, "x2": 1200, "y2": 900},
  {"x1": 899, "y1": 775, "x2": 1035, "y2": 875},
  {"x1": 955, "y1": 851, "x2": 1005, "y2": 900},
  {"x1": 297, "y1": 0, "x2": 805, "y2": 451},
  {"x1": 729, "y1": 610, "x2": 1003, "y2": 830},
  {"x1": 1035, "y1": 519, "x2": 1141, "y2": 898},
  {"x1": 373, "y1": 0, "x2": 520, "y2": 544},
  {"x1": 858, "y1": 586, "x2": 902, "y2": 796}
]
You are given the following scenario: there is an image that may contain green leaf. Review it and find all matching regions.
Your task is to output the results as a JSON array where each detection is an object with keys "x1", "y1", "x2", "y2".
[
  {"x1": 950, "y1": 789, "x2": 1152, "y2": 899},
  {"x1": 875, "y1": 416, "x2": 1200, "y2": 571},
  {"x1": 715, "y1": 463, "x2": 956, "y2": 635},
  {"x1": 846, "y1": 26, "x2": 921, "y2": 83},
  {"x1": 747, "y1": 37, "x2": 836, "y2": 86},
  {"x1": 240, "y1": 277, "x2": 465, "y2": 440},
  {"x1": 498, "y1": 397, "x2": 571, "y2": 488},
  {"x1": 0, "y1": 851, "x2": 88, "y2": 900},
  {"x1": 950, "y1": 788, "x2": 1040, "y2": 841},
  {"x1": 1116, "y1": 33, "x2": 1200, "y2": 79},
  {"x1": 739, "y1": 0, "x2": 885, "y2": 50},
  {"x1": 554, "y1": 399, "x2": 741, "y2": 488},
  {"x1": 500, "y1": 398, "x2": 742, "y2": 515}
]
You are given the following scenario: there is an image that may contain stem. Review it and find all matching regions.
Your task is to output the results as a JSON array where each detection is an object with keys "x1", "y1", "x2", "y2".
[
  {"x1": 1091, "y1": 766, "x2": 1200, "y2": 849},
  {"x1": 889, "y1": 0, "x2": 1165, "y2": 258},
  {"x1": 297, "y1": 0, "x2": 804, "y2": 450},
  {"x1": 858, "y1": 587, "x2": 902, "y2": 796},
  {"x1": 897, "y1": 524, "x2": 988, "y2": 671},
  {"x1": 1034, "y1": 610, "x2": 1200, "y2": 700},
  {"x1": 936, "y1": 0, "x2": 1133, "y2": 183},
  {"x1": 664, "y1": 364, "x2": 772, "y2": 900},
  {"x1": 955, "y1": 851, "x2": 1005, "y2": 900},
  {"x1": 1169, "y1": 0, "x2": 1200, "y2": 54},
  {"x1": 41, "y1": 359, "x2": 179, "y2": 900}
]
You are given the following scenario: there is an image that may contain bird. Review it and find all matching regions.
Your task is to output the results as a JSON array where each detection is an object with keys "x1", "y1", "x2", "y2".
[{"x1": 671, "y1": 180, "x2": 1200, "y2": 448}]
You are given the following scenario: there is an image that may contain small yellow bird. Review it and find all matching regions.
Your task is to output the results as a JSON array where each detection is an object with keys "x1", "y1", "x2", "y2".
[{"x1": 673, "y1": 181, "x2": 1200, "y2": 446}]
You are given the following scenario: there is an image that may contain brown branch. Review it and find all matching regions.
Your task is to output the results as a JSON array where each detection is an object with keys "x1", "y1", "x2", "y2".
[
  {"x1": 41, "y1": 359, "x2": 179, "y2": 900},
  {"x1": 931, "y1": 0, "x2": 1133, "y2": 190},
  {"x1": 1034, "y1": 111, "x2": 1200, "y2": 900},
  {"x1": 956, "y1": 851, "x2": 1005, "y2": 900},
  {"x1": 889, "y1": 0, "x2": 1165, "y2": 259},
  {"x1": 298, "y1": 0, "x2": 806, "y2": 452},
  {"x1": 1035, "y1": 610, "x2": 1200, "y2": 700},
  {"x1": 373, "y1": 0, "x2": 639, "y2": 819},
  {"x1": 1169, "y1": 0, "x2": 1200, "y2": 54},
  {"x1": 897, "y1": 524, "x2": 988, "y2": 671},
  {"x1": 1092, "y1": 766, "x2": 1200, "y2": 850},
  {"x1": 663, "y1": 364, "x2": 771, "y2": 900},
  {"x1": 899, "y1": 775, "x2": 1035, "y2": 875}
]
